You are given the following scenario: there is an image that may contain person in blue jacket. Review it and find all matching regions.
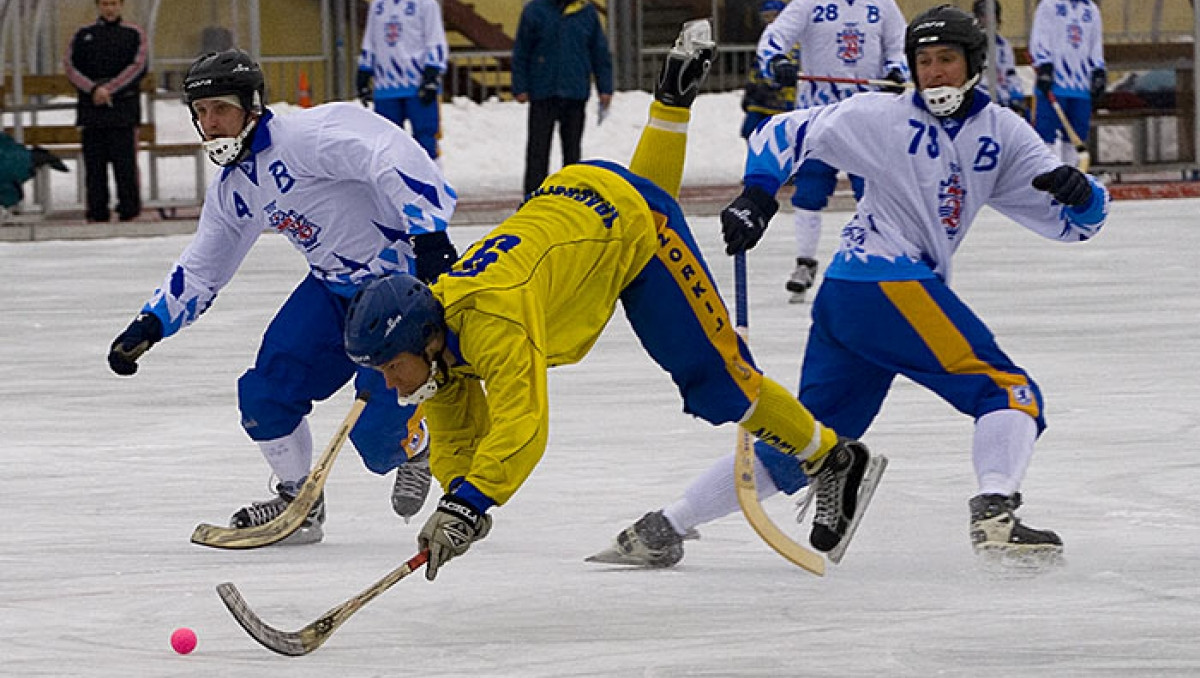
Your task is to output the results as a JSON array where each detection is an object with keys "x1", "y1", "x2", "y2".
[{"x1": 512, "y1": 0, "x2": 614, "y2": 196}]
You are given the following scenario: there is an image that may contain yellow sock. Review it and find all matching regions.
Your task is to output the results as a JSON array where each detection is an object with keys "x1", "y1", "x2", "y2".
[
  {"x1": 628, "y1": 101, "x2": 690, "y2": 199},
  {"x1": 741, "y1": 377, "x2": 839, "y2": 465}
]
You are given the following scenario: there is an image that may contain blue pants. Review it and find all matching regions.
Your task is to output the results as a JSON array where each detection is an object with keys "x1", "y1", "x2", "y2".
[
  {"x1": 755, "y1": 276, "x2": 1045, "y2": 493},
  {"x1": 742, "y1": 112, "x2": 864, "y2": 210},
  {"x1": 237, "y1": 274, "x2": 420, "y2": 475},
  {"x1": 1033, "y1": 91, "x2": 1092, "y2": 144},
  {"x1": 374, "y1": 95, "x2": 440, "y2": 160},
  {"x1": 587, "y1": 161, "x2": 761, "y2": 426}
]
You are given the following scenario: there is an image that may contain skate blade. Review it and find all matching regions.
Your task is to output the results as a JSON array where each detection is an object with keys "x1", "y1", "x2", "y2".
[
  {"x1": 673, "y1": 19, "x2": 714, "y2": 54},
  {"x1": 788, "y1": 291, "x2": 807, "y2": 304},
  {"x1": 793, "y1": 486, "x2": 813, "y2": 524},
  {"x1": 585, "y1": 544, "x2": 674, "y2": 568},
  {"x1": 827, "y1": 454, "x2": 888, "y2": 564},
  {"x1": 974, "y1": 544, "x2": 1065, "y2": 574},
  {"x1": 277, "y1": 523, "x2": 324, "y2": 546}
]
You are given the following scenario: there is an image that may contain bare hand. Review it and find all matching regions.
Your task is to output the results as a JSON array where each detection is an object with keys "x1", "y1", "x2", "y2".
[{"x1": 92, "y1": 85, "x2": 113, "y2": 107}]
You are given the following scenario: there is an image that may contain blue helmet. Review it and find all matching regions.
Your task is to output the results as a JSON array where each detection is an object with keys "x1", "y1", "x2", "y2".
[{"x1": 344, "y1": 274, "x2": 444, "y2": 368}]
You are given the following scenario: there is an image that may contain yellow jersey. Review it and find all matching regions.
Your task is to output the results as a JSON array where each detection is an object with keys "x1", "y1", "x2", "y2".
[{"x1": 424, "y1": 163, "x2": 663, "y2": 506}]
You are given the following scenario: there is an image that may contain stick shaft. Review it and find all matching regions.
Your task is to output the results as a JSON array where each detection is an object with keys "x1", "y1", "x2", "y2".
[
  {"x1": 1047, "y1": 91, "x2": 1091, "y2": 172},
  {"x1": 797, "y1": 73, "x2": 905, "y2": 89},
  {"x1": 730, "y1": 252, "x2": 825, "y2": 575},
  {"x1": 218, "y1": 550, "x2": 430, "y2": 656}
]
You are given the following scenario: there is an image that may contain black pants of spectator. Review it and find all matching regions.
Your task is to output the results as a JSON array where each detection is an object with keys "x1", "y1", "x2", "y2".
[
  {"x1": 523, "y1": 97, "x2": 587, "y2": 196},
  {"x1": 82, "y1": 125, "x2": 140, "y2": 222}
]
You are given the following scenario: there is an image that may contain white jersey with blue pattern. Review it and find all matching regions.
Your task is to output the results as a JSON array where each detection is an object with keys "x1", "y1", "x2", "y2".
[
  {"x1": 1029, "y1": 0, "x2": 1104, "y2": 99},
  {"x1": 743, "y1": 92, "x2": 1109, "y2": 284},
  {"x1": 142, "y1": 102, "x2": 457, "y2": 337},
  {"x1": 358, "y1": 0, "x2": 448, "y2": 100},
  {"x1": 984, "y1": 34, "x2": 1025, "y2": 106},
  {"x1": 757, "y1": 0, "x2": 908, "y2": 109}
]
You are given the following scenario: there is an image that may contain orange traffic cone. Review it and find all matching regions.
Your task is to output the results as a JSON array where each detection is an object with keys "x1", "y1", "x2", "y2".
[{"x1": 297, "y1": 71, "x2": 313, "y2": 108}]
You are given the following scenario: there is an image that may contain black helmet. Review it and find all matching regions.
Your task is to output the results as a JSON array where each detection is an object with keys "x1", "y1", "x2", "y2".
[
  {"x1": 344, "y1": 274, "x2": 445, "y2": 368},
  {"x1": 183, "y1": 49, "x2": 265, "y2": 114},
  {"x1": 905, "y1": 5, "x2": 987, "y2": 88}
]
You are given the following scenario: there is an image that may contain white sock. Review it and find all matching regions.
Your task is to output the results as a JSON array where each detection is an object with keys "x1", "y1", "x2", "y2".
[
  {"x1": 662, "y1": 451, "x2": 781, "y2": 535},
  {"x1": 257, "y1": 418, "x2": 314, "y2": 490},
  {"x1": 793, "y1": 209, "x2": 822, "y2": 260},
  {"x1": 972, "y1": 409, "x2": 1038, "y2": 497}
]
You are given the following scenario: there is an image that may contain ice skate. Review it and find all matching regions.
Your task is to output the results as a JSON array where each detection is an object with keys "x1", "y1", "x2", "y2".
[
  {"x1": 786, "y1": 257, "x2": 819, "y2": 304},
  {"x1": 391, "y1": 447, "x2": 432, "y2": 522},
  {"x1": 970, "y1": 493, "x2": 1063, "y2": 567},
  {"x1": 229, "y1": 482, "x2": 325, "y2": 546},
  {"x1": 655, "y1": 19, "x2": 717, "y2": 108},
  {"x1": 586, "y1": 511, "x2": 684, "y2": 568},
  {"x1": 803, "y1": 439, "x2": 884, "y2": 560}
]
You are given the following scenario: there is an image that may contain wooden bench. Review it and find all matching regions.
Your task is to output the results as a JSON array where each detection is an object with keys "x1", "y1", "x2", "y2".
[
  {"x1": 1089, "y1": 107, "x2": 1189, "y2": 175},
  {"x1": 2, "y1": 74, "x2": 206, "y2": 218}
]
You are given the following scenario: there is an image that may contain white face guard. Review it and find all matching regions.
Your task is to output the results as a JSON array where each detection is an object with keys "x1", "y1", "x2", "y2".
[
  {"x1": 202, "y1": 118, "x2": 257, "y2": 166},
  {"x1": 921, "y1": 73, "x2": 980, "y2": 117},
  {"x1": 397, "y1": 359, "x2": 440, "y2": 406}
]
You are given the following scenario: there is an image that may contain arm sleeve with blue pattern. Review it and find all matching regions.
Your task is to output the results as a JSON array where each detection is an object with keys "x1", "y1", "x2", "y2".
[
  {"x1": 755, "y1": 0, "x2": 808, "y2": 78},
  {"x1": 139, "y1": 197, "x2": 263, "y2": 338},
  {"x1": 420, "y1": 0, "x2": 448, "y2": 73},
  {"x1": 989, "y1": 115, "x2": 1109, "y2": 242},
  {"x1": 881, "y1": 0, "x2": 910, "y2": 80}
]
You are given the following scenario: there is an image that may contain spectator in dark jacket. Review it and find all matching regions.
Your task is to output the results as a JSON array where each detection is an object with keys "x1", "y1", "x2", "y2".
[
  {"x1": 63, "y1": 0, "x2": 148, "y2": 222},
  {"x1": 512, "y1": 0, "x2": 613, "y2": 196}
]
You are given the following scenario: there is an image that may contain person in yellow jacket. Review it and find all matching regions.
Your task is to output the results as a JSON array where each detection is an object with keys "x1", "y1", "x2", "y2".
[{"x1": 344, "y1": 20, "x2": 881, "y2": 580}]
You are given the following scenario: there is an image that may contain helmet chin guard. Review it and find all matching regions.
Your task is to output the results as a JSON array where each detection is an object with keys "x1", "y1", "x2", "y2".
[
  {"x1": 399, "y1": 361, "x2": 440, "y2": 405},
  {"x1": 202, "y1": 118, "x2": 258, "y2": 166},
  {"x1": 921, "y1": 73, "x2": 981, "y2": 117}
]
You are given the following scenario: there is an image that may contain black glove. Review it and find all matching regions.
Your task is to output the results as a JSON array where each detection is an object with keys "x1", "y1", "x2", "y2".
[
  {"x1": 356, "y1": 70, "x2": 372, "y2": 105},
  {"x1": 881, "y1": 68, "x2": 906, "y2": 93},
  {"x1": 418, "y1": 66, "x2": 441, "y2": 105},
  {"x1": 770, "y1": 56, "x2": 798, "y2": 88},
  {"x1": 1089, "y1": 68, "x2": 1107, "y2": 101},
  {"x1": 741, "y1": 83, "x2": 766, "y2": 112},
  {"x1": 412, "y1": 231, "x2": 458, "y2": 283},
  {"x1": 720, "y1": 185, "x2": 779, "y2": 255},
  {"x1": 108, "y1": 312, "x2": 163, "y2": 376},
  {"x1": 418, "y1": 494, "x2": 493, "y2": 581},
  {"x1": 1032, "y1": 165, "x2": 1092, "y2": 207},
  {"x1": 1036, "y1": 63, "x2": 1054, "y2": 96},
  {"x1": 30, "y1": 147, "x2": 68, "y2": 173}
]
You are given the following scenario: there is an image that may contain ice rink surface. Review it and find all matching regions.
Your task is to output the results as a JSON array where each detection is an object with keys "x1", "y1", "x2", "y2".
[{"x1": 2, "y1": 199, "x2": 1198, "y2": 676}]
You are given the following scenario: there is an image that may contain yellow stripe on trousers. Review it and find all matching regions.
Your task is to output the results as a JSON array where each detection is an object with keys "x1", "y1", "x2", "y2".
[
  {"x1": 653, "y1": 212, "x2": 762, "y2": 403},
  {"x1": 879, "y1": 280, "x2": 1040, "y2": 419}
]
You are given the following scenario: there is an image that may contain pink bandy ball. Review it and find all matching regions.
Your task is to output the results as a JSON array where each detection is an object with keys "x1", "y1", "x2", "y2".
[{"x1": 170, "y1": 627, "x2": 198, "y2": 655}]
